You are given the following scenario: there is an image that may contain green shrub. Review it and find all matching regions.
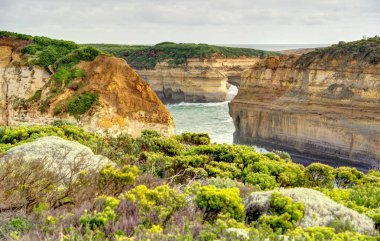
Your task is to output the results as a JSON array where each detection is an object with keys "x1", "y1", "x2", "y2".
[
  {"x1": 245, "y1": 173, "x2": 279, "y2": 190},
  {"x1": 195, "y1": 185, "x2": 245, "y2": 222},
  {"x1": 246, "y1": 160, "x2": 305, "y2": 187},
  {"x1": 80, "y1": 196, "x2": 120, "y2": 229},
  {"x1": 259, "y1": 192, "x2": 304, "y2": 234},
  {"x1": 122, "y1": 185, "x2": 186, "y2": 226},
  {"x1": 165, "y1": 154, "x2": 209, "y2": 182},
  {"x1": 176, "y1": 132, "x2": 211, "y2": 145},
  {"x1": 334, "y1": 166, "x2": 364, "y2": 188},
  {"x1": 305, "y1": 163, "x2": 334, "y2": 188},
  {"x1": 98, "y1": 165, "x2": 139, "y2": 196},
  {"x1": 28, "y1": 89, "x2": 42, "y2": 102},
  {"x1": 6, "y1": 217, "x2": 32, "y2": 233},
  {"x1": 0, "y1": 31, "x2": 32, "y2": 40},
  {"x1": 67, "y1": 92, "x2": 99, "y2": 118},
  {"x1": 52, "y1": 66, "x2": 86, "y2": 86},
  {"x1": 0, "y1": 125, "x2": 102, "y2": 153}
]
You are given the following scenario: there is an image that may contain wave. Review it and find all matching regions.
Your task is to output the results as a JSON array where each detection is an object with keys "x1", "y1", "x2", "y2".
[{"x1": 166, "y1": 101, "x2": 230, "y2": 108}]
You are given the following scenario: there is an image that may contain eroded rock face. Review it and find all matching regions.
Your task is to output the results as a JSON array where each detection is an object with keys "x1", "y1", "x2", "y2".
[
  {"x1": 230, "y1": 55, "x2": 380, "y2": 167},
  {"x1": 0, "y1": 39, "x2": 175, "y2": 137},
  {"x1": 137, "y1": 57, "x2": 261, "y2": 103}
]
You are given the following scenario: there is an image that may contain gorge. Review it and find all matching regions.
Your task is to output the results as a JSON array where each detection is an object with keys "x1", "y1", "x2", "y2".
[{"x1": 88, "y1": 43, "x2": 279, "y2": 103}]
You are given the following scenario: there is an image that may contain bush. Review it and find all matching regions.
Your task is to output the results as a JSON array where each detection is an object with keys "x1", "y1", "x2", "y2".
[
  {"x1": 195, "y1": 185, "x2": 245, "y2": 222},
  {"x1": 98, "y1": 165, "x2": 139, "y2": 196},
  {"x1": 176, "y1": 132, "x2": 210, "y2": 145},
  {"x1": 0, "y1": 125, "x2": 102, "y2": 153},
  {"x1": 245, "y1": 173, "x2": 279, "y2": 190},
  {"x1": 80, "y1": 196, "x2": 120, "y2": 229},
  {"x1": 258, "y1": 192, "x2": 304, "y2": 234},
  {"x1": 305, "y1": 163, "x2": 334, "y2": 188},
  {"x1": 67, "y1": 92, "x2": 99, "y2": 118},
  {"x1": 121, "y1": 185, "x2": 186, "y2": 226},
  {"x1": 334, "y1": 166, "x2": 364, "y2": 188},
  {"x1": 52, "y1": 66, "x2": 86, "y2": 86}
]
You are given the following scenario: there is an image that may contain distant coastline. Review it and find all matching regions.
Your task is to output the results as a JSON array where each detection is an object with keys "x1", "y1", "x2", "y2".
[{"x1": 216, "y1": 44, "x2": 331, "y2": 51}]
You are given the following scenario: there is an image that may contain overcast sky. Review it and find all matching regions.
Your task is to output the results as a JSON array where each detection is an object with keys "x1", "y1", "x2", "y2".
[{"x1": 0, "y1": 0, "x2": 379, "y2": 44}]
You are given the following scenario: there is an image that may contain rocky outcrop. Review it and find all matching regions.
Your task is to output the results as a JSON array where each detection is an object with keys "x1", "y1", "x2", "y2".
[
  {"x1": 0, "y1": 136, "x2": 113, "y2": 178},
  {"x1": 137, "y1": 57, "x2": 261, "y2": 103},
  {"x1": 0, "y1": 39, "x2": 175, "y2": 137},
  {"x1": 246, "y1": 188, "x2": 376, "y2": 235},
  {"x1": 230, "y1": 54, "x2": 380, "y2": 168}
]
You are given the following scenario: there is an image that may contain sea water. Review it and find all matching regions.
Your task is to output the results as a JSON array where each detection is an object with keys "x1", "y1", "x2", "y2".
[{"x1": 167, "y1": 86, "x2": 238, "y2": 144}]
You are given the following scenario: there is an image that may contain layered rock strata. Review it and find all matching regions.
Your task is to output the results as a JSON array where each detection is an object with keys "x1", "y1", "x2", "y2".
[
  {"x1": 230, "y1": 55, "x2": 380, "y2": 167},
  {"x1": 137, "y1": 57, "x2": 261, "y2": 103}
]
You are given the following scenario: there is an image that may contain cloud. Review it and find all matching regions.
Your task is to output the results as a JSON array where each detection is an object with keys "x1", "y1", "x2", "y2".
[{"x1": 0, "y1": 0, "x2": 378, "y2": 44}]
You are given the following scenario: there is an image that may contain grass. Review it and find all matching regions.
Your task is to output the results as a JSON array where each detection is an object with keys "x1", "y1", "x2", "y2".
[{"x1": 297, "y1": 36, "x2": 380, "y2": 68}]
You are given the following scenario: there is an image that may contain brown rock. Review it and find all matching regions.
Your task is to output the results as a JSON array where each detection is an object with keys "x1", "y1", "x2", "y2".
[
  {"x1": 230, "y1": 55, "x2": 380, "y2": 167},
  {"x1": 0, "y1": 41, "x2": 175, "y2": 137},
  {"x1": 136, "y1": 57, "x2": 262, "y2": 103}
]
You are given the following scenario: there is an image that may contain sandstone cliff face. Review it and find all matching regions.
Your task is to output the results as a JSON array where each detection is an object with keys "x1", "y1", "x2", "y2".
[
  {"x1": 137, "y1": 57, "x2": 261, "y2": 103},
  {"x1": 230, "y1": 55, "x2": 380, "y2": 167},
  {"x1": 0, "y1": 41, "x2": 175, "y2": 137}
]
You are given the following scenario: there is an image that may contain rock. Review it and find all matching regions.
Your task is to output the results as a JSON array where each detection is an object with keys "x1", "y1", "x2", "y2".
[
  {"x1": 137, "y1": 57, "x2": 261, "y2": 103},
  {"x1": 230, "y1": 53, "x2": 380, "y2": 168},
  {"x1": 0, "y1": 136, "x2": 113, "y2": 178},
  {"x1": 0, "y1": 39, "x2": 175, "y2": 137},
  {"x1": 245, "y1": 188, "x2": 377, "y2": 235}
]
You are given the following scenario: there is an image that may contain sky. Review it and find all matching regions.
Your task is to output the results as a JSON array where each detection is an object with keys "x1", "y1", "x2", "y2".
[{"x1": 0, "y1": 0, "x2": 379, "y2": 45}]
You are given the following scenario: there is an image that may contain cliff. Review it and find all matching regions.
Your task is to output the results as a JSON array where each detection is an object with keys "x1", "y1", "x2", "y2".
[
  {"x1": 89, "y1": 42, "x2": 279, "y2": 103},
  {"x1": 0, "y1": 34, "x2": 175, "y2": 137},
  {"x1": 230, "y1": 38, "x2": 380, "y2": 168},
  {"x1": 136, "y1": 57, "x2": 262, "y2": 103}
]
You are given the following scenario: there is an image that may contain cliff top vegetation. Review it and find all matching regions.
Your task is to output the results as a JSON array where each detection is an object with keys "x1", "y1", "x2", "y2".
[
  {"x1": 86, "y1": 42, "x2": 281, "y2": 69},
  {"x1": 297, "y1": 36, "x2": 380, "y2": 67},
  {"x1": 0, "y1": 30, "x2": 103, "y2": 69}
]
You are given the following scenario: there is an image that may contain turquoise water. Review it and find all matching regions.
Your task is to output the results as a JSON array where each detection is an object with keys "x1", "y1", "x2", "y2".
[
  {"x1": 167, "y1": 86, "x2": 238, "y2": 144},
  {"x1": 167, "y1": 101, "x2": 235, "y2": 144}
]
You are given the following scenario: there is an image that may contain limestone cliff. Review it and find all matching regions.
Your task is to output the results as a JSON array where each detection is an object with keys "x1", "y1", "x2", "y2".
[
  {"x1": 230, "y1": 43, "x2": 380, "y2": 167},
  {"x1": 0, "y1": 38, "x2": 175, "y2": 137},
  {"x1": 137, "y1": 57, "x2": 261, "y2": 103}
]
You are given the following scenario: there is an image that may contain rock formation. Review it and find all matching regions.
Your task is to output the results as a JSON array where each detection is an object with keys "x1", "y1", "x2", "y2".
[
  {"x1": 137, "y1": 57, "x2": 261, "y2": 103},
  {"x1": 230, "y1": 46, "x2": 380, "y2": 168},
  {"x1": 0, "y1": 136, "x2": 113, "y2": 178},
  {"x1": 0, "y1": 37, "x2": 175, "y2": 137}
]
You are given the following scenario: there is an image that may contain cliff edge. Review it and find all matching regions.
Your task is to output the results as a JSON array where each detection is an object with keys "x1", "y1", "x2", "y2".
[
  {"x1": 0, "y1": 32, "x2": 175, "y2": 137},
  {"x1": 230, "y1": 38, "x2": 380, "y2": 168}
]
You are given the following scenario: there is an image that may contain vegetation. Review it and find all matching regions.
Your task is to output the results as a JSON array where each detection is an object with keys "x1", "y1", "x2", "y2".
[
  {"x1": 297, "y1": 36, "x2": 380, "y2": 67},
  {"x1": 67, "y1": 92, "x2": 99, "y2": 118},
  {"x1": 0, "y1": 125, "x2": 380, "y2": 240},
  {"x1": 86, "y1": 42, "x2": 280, "y2": 69},
  {"x1": 0, "y1": 31, "x2": 103, "y2": 118}
]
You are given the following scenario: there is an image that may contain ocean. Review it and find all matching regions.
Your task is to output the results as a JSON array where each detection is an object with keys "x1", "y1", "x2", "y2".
[{"x1": 167, "y1": 86, "x2": 238, "y2": 144}]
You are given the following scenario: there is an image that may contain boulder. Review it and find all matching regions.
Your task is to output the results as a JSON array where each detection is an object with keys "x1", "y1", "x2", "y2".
[{"x1": 0, "y1": 136, "x2": 113, "y2": 179}]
